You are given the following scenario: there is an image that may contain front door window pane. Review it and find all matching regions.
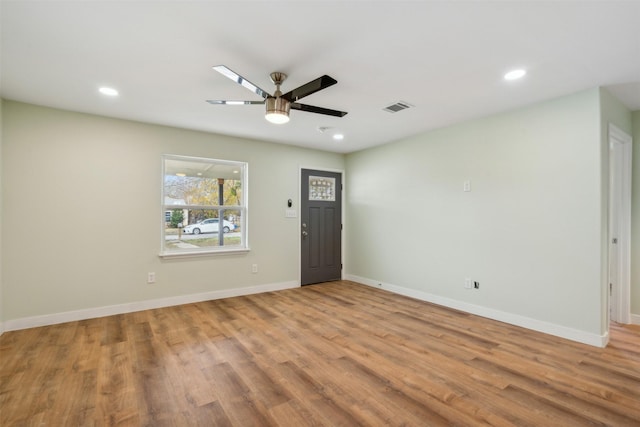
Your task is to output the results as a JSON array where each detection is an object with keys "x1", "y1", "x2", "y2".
[{"x1": 309, "y1": 176, "x2": 335, "y2": 201}]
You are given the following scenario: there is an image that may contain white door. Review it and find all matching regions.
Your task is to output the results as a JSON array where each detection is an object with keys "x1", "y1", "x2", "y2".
[
  {"x1": 608, "y1": 124, "x2": 632, "y2": 324},
  {"x1": 609, "y1": 139, "x2": 622, "y2": 322}
]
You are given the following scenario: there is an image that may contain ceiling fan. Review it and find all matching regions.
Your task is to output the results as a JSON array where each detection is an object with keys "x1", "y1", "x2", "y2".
[{"x1": 207, "y1": 65, "x2": 348, "y2": 124}]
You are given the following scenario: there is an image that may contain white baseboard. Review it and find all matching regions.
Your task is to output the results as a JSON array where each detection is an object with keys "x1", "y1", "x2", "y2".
[
  {"x1": 345, "y1": 274, "x2": 608, "y2": 348},
  {"x1": 3, "y1": 281, "x2": 299, "y2": 332},
  {"x1": 631, "y1": 313, "x2": 640, "y2": 325}
]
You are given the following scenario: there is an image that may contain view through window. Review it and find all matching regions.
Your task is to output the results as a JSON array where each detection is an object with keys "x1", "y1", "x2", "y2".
[{"x1": 162, "y1": 155, "x2": 247, "y2": 256}]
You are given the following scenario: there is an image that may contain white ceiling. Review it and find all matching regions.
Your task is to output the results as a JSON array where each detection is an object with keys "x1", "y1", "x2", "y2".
[{"x1": 1, "y1": 1, "x2": 639, "y2": 154}]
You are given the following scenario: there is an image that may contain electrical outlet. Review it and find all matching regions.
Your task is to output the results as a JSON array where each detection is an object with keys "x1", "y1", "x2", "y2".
[
  {"x1": 464, "y1": 278, "x2": 472, "y2": 289},
  {"x1": 147, "y1": 272, "x2": 156, "y2": 284},
  {"x1": 251, "y1": 264, "x2": 258, "y2": 274},
  {"x1": 474, "y1": 281, "x2": 480, "y2": 289}
]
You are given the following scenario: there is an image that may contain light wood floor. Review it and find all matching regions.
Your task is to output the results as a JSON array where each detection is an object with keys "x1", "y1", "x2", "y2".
[{"x1": 1, "y1": 281, "x2": 639, "y2": 426}]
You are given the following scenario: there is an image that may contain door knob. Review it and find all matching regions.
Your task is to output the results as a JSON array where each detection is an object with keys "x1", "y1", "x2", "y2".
[{"x1": 302, "y1": 230, "x2": 308, "y2": 237}]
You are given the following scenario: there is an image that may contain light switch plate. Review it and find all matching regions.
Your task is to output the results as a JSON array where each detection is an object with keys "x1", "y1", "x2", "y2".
[{"x1": 285, "y1": 209, "x2": 297, "y2": 218}]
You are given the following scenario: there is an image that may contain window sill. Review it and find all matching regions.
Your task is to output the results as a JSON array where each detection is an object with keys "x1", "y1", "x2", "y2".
[{"x1": 159, "y1": 247, "x2": 250, "y2": 259}]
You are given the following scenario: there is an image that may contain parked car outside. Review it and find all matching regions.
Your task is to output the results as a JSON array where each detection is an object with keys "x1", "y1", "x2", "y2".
[{"x1": 183, "y1": 218, "x2": 235, "y2": 234}]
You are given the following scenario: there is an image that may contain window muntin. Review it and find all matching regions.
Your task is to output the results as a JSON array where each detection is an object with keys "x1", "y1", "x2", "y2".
[{"x1": 161, "y1": 155, "x2": 248, "y2": 256}]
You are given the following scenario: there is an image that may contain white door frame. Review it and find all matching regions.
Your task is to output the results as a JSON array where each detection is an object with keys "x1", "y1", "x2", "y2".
[{"x1": 608, "y1": 124, "x2": 632, "y2": 324}]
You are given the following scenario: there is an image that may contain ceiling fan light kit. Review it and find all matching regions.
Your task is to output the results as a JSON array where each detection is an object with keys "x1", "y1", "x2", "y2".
[
  {"x1": 208, "y1": 65, "x2": 347, "y2": 125},
  {"x1": 265, "y1": 96, "x2": 290, "y2": 124}
]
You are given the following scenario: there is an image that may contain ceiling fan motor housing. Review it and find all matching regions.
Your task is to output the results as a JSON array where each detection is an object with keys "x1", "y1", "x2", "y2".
[
  {"x1": 266, "y1": 96, "x2": 290, "y2": 113},
  {"x1": 266, "y1": 71, "x2": 290, "y2": 122}
]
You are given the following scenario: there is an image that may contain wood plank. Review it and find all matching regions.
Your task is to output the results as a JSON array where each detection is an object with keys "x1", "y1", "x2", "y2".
[{"x1": 1, "y1": 280, "x2": 639, "y2": 426}]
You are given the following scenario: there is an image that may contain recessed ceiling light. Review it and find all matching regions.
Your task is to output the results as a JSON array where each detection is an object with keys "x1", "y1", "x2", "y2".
[
  {"x1": 504, "y1": 69, "x2": 526, "y2": 81},
  {"x1": 99, "y1": 87, "x2": 119, "y2": 96},
  {"x1": 176, "y1": 172, "x2": 186, "y2": 177},
  {"x1": 333, "y1": 133, "x2": 345, "y2": 141}
]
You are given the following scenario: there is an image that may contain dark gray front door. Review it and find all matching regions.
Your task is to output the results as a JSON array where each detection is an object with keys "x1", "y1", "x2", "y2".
[{"x1": 301, "y1": 169, "x2": 342, "y2": 285}]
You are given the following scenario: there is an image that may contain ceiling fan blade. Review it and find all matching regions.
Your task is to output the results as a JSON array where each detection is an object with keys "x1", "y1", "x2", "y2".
[
  {"x1": 282, "y1": 75, "x2": 338, "y2": 102},
  {"x1": 291, "y1": 103, "x2": 347, "y2": 117},
  {"x1": 213, "y1": 65, "x2": 271, "y2": 99},
  {"x1": 206, "y1": 100, "x2": 265, "y2": 105}
]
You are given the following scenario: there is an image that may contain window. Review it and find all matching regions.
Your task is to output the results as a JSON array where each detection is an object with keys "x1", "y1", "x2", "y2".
[{"x1": 161, "y1": 155, "x2": 248, "y2": 256}]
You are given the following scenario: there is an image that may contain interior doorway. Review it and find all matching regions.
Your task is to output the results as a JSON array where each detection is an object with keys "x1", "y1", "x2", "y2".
[{"x1": 608, "y1": 124, "x2": 632, "y2": 324}]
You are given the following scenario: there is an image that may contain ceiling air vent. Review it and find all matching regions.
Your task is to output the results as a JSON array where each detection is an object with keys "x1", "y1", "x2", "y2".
[{"x1": 383, "y1": 101, "x2": 413, "y2": 113}]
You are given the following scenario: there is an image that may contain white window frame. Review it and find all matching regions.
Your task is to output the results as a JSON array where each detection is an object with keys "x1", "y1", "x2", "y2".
[{"x1": 160, "y1": 154, "x2": 249, "y2": 258}]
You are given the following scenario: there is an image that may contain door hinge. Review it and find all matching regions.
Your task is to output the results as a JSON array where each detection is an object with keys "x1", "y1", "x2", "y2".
[
  {"x1": 341, "y1": 224, "x2": 343, "y2": 230},
  {"x1": 612, "y1": 238, "x2": 618, "y2": 244},
  {"x1": 341, "y1": 263, "x2": 343, "y2": 270}
]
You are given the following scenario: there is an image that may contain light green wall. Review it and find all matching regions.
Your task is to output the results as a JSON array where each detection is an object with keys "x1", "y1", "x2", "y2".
[
  {"x1": 346, "y1": 88, "x2": 604, "y2": 335},
  {"x1": 632, "y1": 110, "x2": 640, "y2": 316},
  {"x1": 1, "y1": 101, "x2": 344, "y2": 321},
  {"x1": 2, "y1": 90, "x2": 634, "y2": 335},
  {"x1": 600, "y1": 89, "x2": 633, "y2": 134},
  {"x1": 0, "y1": 99, "x2": 3, "y2": 331}
]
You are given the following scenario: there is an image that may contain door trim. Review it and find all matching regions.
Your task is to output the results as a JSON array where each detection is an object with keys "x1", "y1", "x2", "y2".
[
  {"x1": 298, "y1": 166, "x2": 346, "y2": 285},
  {"x1": 608, "y1": 123, "x2": 632, "y2": 324}
]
